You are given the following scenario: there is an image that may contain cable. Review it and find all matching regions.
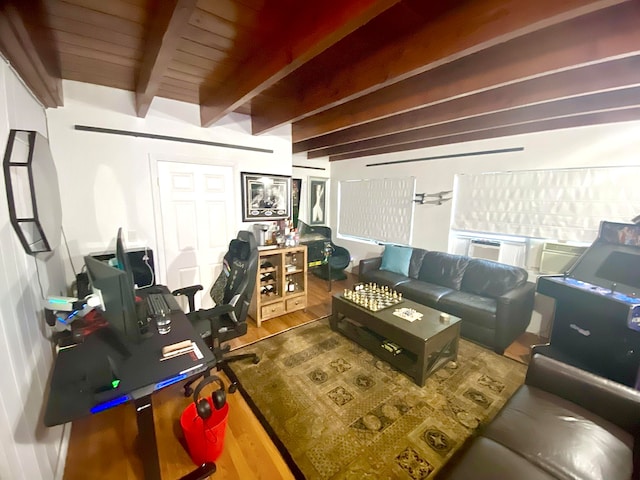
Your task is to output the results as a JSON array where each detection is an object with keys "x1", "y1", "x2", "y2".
[
  {"x1": 137, "y1": 246, "x2": 155, "y2": 289},
  {"x1": 61, "y1": 226, "x2": 77, "y2": 277}
]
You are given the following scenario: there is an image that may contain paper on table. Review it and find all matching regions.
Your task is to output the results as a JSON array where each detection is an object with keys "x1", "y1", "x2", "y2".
[{"x1": 393, "y1": 308, "x2": 423, "y2": 322}]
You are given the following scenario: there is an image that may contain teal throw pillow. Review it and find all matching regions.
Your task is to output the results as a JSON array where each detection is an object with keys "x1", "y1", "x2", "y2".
[{"x1": 380, "y1": 244, "x2": 412, "y2": 276}]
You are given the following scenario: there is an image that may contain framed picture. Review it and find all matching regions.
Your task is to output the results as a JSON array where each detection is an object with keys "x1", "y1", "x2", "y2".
[
  {"x1": 292, "y1": 178, "x2": 302, "y2": 227},
  {"x1": 309, "y1": 177, "x2": 328, "y2": 225},
  {"x1": 241, "y1": 172, "x2": 291, "y2": 222}
]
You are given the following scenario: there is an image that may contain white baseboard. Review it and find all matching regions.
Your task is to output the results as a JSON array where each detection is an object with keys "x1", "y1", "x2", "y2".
[{"x1": 54, "y1": 423, "x2": 71, "y2": 480}]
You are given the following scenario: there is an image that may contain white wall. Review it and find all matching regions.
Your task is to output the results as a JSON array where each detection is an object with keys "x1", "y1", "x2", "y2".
[
  {"x1": 329, "y1": 120, "x2": 640, "y2": 335},
  {"x1": 0, "y1": 60, "x2": 68, "y2": 480},
  {"x1": 46, "y1": 80, "x2": 292, "y2": 285}
]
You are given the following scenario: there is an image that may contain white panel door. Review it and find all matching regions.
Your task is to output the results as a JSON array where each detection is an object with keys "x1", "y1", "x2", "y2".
[{"x1": 157, "y1": 162, "x2": 235, "y2": 309}]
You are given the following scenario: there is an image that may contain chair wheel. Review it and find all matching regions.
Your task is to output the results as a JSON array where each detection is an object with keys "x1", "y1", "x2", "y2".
[
  {"x1": 228, "y1": 382, "x2": 238, "y2": 394},
  {"x1": 184, "y1": 386, "x2": 193, "y2": 397},
  {"x1": 252, "y1": 356, "x2": 260, "y2": 364}
]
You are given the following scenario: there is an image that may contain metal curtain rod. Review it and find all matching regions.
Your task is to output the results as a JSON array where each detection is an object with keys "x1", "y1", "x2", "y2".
[
  {"x1": 74, "y1": 125, "x2": 274, "y2": 154},
  {"x1": 366, "y1": 147, "x2": 524, "y2": 167},
  {"x1": 292, "y1": 164, "x2": 326, "y2": 170}
]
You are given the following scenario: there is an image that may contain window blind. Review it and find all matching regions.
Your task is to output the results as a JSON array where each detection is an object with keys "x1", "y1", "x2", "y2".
[
  {"x1": 452, "y1": 166, "x2": 640, "y2": 243},
  {"x1": 338, "y1": 177, "x2": 416, "y2": 245}
]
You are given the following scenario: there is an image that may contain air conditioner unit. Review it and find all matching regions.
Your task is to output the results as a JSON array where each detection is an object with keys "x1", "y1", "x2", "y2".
[
  {"x1": 539, "y1": 242, "x2": 587, "y2": 274},
  {"x1": 468, "y1": 239, "x2": 500, "y2": 261}
]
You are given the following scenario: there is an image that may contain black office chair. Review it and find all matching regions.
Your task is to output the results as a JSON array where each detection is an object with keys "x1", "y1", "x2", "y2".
[{"x1": 173, "y1": 230, "x2": 260, "y2": 396}]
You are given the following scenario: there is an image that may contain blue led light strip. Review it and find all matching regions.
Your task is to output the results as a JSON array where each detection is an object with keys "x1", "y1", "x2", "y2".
[
  {"x1": 155, "y1": 373, "x2": 186, "y2": 390},
  {"x1": 90, "y1": 394, "x2": 131, "y2": 414}
]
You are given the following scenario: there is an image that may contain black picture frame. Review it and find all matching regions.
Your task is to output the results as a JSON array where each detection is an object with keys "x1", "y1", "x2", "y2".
[
  {"x1": 292, "y1": 178, "x2": 302, "y2": 227},
  {"x1": 309, "y1": 177, "x2": 328, "y2": 225},
  {"x1": 241, "y1": 172, "x2": 292, "y2": 222}
]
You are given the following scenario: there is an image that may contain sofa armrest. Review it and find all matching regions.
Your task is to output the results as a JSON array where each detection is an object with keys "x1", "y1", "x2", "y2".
[
  {"x1": 497, "y1": 280, "x2": 535, "y2": 306},
  {"x1": 526, "y1": 353, "x2": 640, "y2": 434},
  {"x1": 493, "y1": 281, "x2": 535, "y2": 352},
  {"x1": 358, "y1": 257, "x2": 382, "y2": 280}
]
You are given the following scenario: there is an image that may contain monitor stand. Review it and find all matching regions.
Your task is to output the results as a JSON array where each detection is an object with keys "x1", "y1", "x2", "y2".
[
  {"x1": 136, "y1": 301, "x2": 154, "y2": 339},
  {"x1": 95, "y1": 326, "x2": 132, "y2": 359}
]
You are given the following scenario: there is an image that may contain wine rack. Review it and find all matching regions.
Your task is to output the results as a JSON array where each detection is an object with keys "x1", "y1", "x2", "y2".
[{"x1": 249, "y1": 245, "x2": 308, "y2": 326}]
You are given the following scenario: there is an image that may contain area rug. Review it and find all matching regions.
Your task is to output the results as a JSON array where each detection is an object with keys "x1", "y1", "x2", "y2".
[{"x1": 226, "y1": 318, "x2": 527, "y2": 479}]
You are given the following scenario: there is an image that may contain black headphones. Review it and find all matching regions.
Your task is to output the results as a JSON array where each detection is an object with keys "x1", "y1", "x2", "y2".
[{"x1": 193, "y1": 375, "x2": 226, "y2": 420}]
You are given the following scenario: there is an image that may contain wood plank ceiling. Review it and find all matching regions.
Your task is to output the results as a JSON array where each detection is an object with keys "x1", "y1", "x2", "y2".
[{"x1": 1, "y1": 0, "x2": 639, "y2": 161}]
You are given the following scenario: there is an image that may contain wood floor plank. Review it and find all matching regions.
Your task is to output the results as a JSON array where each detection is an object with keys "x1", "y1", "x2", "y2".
[{"x1": 63, "y1": 269, "x2": 539, "y2": 479}]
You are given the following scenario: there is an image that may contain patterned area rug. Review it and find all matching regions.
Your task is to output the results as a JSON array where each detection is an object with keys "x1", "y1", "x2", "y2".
[{"x1": 226, "y1": 318, "x2": 526, "y2": 479}]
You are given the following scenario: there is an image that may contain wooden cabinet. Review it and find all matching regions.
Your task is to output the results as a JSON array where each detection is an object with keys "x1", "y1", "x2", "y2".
[{"x1": 249, "y1": 245, "x2": 308, "y2": 327}]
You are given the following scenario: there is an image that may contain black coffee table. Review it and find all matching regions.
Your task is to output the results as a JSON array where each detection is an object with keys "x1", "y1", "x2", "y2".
[{"x1": 330, "y1": 294, "x2": 461, "y2": 386}]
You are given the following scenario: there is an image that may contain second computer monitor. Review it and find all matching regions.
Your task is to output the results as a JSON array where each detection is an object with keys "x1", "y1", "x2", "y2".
[{"x1": 84, "y1": 255, "x2": 140, "y2": 345}]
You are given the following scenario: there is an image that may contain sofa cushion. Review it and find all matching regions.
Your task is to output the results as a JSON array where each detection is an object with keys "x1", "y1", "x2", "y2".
[
  {"x1": 408, "y1": 248, "x2": 427, "y2": 279},
  {"x1": 438, "y1": 291, "x2": 497, "y2": 329},
  {"x1": 484, "y1": 385, "x2": 634, "y2": 480},
  {"x1": 380, "y1": 244, "x2": 412, "y2": 276},
  {"x1": 396, "y1": 279, "x2": 453, "y2": 304},
  {"x1": 418, "y1": 252, "x2": 469, "y2": 290},
  {"x1": 360, "y1": 268, "x2": 410, "y2": 288},
  {"x1": 437, "y1": 437, "x2": 556, "y2": 480},
  {"x1": 461, "y1": 259, "x2": 527, "y2": 298}
]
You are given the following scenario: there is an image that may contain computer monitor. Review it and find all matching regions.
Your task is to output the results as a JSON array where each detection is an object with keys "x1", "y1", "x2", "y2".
[
  {"x1": 116, "y1": 227, "x2": 135, "y2": 288},
  {"x1": 84, "y1": 255, "x2": 141, "y2": 345}
]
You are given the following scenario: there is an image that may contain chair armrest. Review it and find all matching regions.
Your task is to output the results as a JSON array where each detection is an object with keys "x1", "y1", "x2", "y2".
[
  {"x1": 171, "y1": 285, "x2": 204, "y2": 313},
  {"x1": 197, "y1": 303, "x2": 234, "y2": 320},
  {"x1": 526, "y1": 353, "x2": 640, "y2": 433},
  {"x1": 358, "y1": 257, "x2": 382, "y2": 280},
  {"x1": 172, "y1": 284, "x2": 203, "y2": 297}
]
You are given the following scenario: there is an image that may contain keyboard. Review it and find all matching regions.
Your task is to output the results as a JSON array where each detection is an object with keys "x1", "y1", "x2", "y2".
[{"x1": 146, "y1": 293, "x2": 170, "y2": 316}]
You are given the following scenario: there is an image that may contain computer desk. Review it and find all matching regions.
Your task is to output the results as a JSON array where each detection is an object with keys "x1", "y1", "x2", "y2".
[{"x1": 44, "y1": 285, "x2": 215, "y2": 480}]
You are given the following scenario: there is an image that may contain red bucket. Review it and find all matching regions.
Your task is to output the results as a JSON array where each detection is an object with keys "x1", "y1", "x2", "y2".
[{"x1": 180, "y1": 399, "x2": 229, "y2": 465}]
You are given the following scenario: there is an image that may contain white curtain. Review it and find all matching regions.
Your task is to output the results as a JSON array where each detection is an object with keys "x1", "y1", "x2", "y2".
[
  {"x1": 338, "y1": 177, "x2": 416, "y2": 245},
  {"x1": 452, "y1": 167, "x2": 640, "y2": 243}
]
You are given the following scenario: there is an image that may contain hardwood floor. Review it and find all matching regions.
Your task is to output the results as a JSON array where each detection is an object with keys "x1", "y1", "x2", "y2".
[{"x1": 63, "y1": 272, "x2": 543, "y2": 480}]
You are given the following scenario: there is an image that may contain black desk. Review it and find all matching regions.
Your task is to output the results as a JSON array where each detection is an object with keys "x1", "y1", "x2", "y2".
[{"x1": 44, "y1": 286, "x2": 215, "y2": 480}]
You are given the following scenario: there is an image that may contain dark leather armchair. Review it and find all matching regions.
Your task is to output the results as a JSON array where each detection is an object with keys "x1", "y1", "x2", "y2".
[
  {"x1": 173, "y1": 230, "x2": 260, "y2": 395},
  {"x1": 297, "y1": 221, "x2": 351, "y2": 280},
  {"x1": 438, "y1": 353, "x2": 640, "y2": 479}
]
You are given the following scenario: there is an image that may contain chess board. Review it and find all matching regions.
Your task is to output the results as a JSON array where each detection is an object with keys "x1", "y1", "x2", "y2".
[{"x1": 341, "y1": 284, "x2": 403, "y2": 312}]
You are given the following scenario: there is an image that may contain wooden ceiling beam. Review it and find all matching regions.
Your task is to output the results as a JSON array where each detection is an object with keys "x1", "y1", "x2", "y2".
[
  {"x1": 329, "y1": 108, "x2": 640, "y2": 161},
  {"x1": 297, "y1": 55, "x2": 640, "y2": 155},
  {"x1": 253, "y1": 0, "x2": 629, "y2": 134},
  {"x1": 293, "y1": 1, "x2": 640, "y2": 145},
  {"x1": 135, "y1": 0, "x2": 198, "y2": 118},
  {"x1": 199, "y1": 0, "x2": 402, "y2": 128},
  {"x1": 0, "y1": 2, "x2": 62, "y2": 107},
  {"x1": 309, "y1": 87, "x2": 640, "y2": 158}
]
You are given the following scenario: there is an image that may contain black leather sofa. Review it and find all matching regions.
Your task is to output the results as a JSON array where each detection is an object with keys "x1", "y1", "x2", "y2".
[
  {"x1": 437, "y1": 353, "x2": 640, "y2": 479},
  {"x1": 359, "y1": 249, "x2": 535, "y2": 353}
]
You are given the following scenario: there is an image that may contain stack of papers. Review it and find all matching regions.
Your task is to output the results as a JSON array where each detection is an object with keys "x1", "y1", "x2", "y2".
[{"x1": 393, "y1": 308, "x2": 423, "y2": 322}]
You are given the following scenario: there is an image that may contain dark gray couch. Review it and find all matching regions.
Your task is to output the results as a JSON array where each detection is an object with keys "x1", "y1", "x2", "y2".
[
  {"x1": 359, "y1": 249, "x2": 535, "y2": 353},
  {"x1": 437, "y1": 353, "x2": 640, "y2": 479}
]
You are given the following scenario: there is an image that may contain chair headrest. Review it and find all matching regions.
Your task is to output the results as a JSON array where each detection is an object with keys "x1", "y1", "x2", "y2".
[
  {"x1": 229, "y1": 238, "x2": 251, "y2": 261},
  {"x1": 236, "y1": 230, "x2": 257, "y2": 250}
]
